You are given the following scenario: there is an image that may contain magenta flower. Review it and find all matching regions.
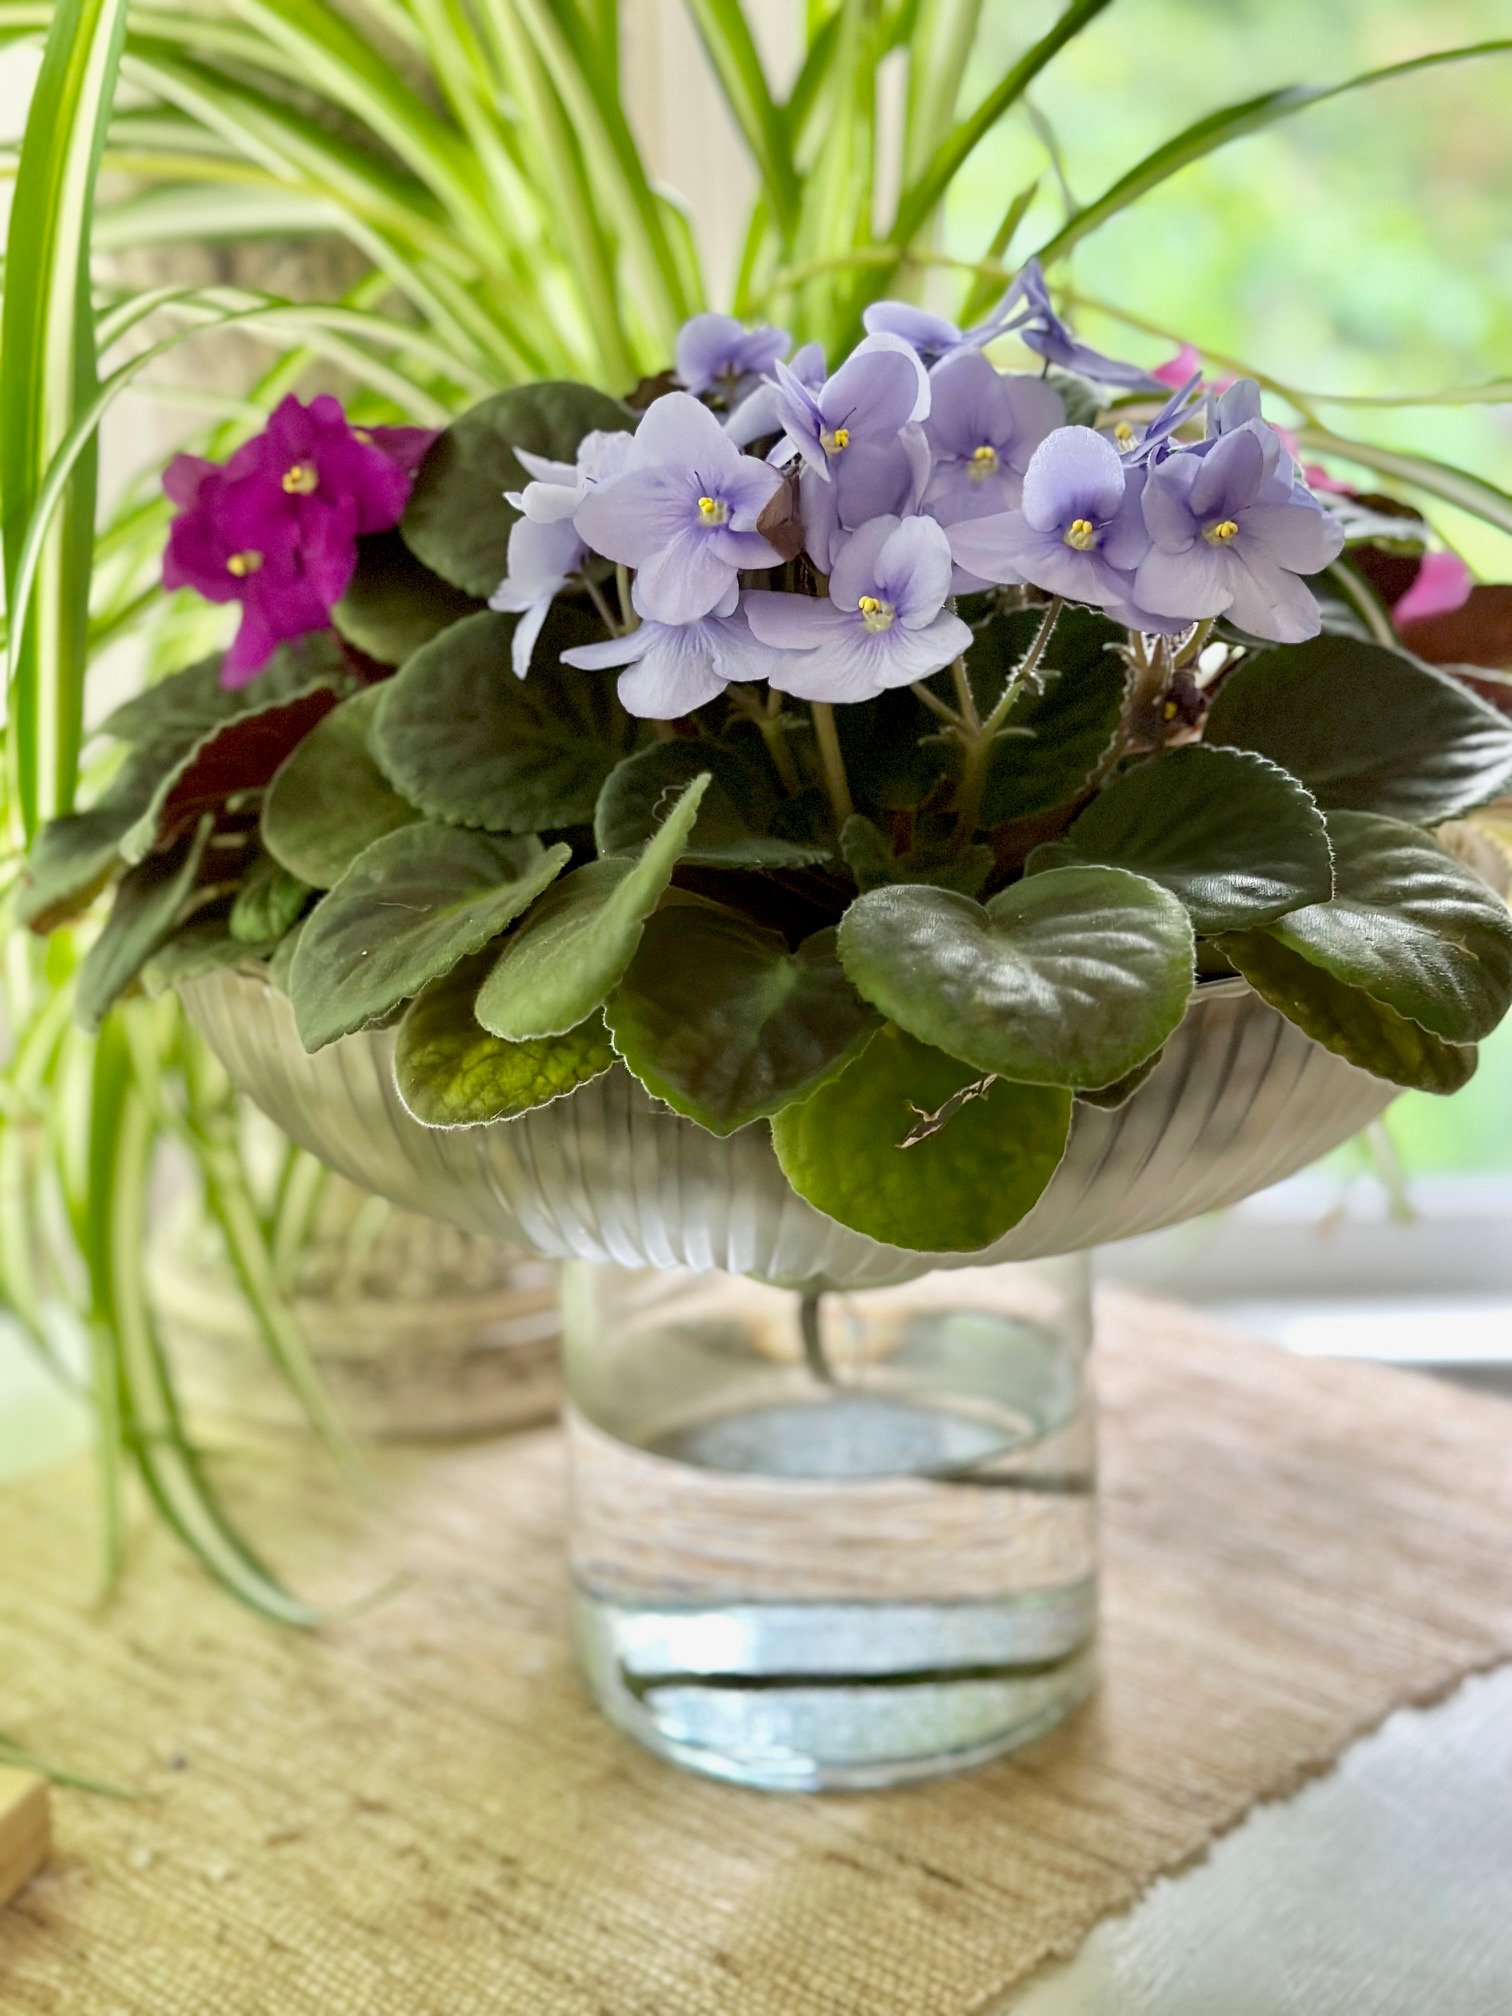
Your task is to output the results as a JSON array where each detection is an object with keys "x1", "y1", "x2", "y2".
[{"x1": 163, "y1": 394, "x2": 427, "y2": 687}]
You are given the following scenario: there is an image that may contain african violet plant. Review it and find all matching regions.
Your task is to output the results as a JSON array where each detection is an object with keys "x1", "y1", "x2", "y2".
[{"x1": 20, "y1": 265, "x2": 1512, "y2": 1256}]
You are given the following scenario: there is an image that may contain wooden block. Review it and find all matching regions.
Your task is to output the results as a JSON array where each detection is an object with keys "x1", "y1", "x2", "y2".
[{"x1": 0, "y1": 1767, "x2": 50, "y2": 1907}]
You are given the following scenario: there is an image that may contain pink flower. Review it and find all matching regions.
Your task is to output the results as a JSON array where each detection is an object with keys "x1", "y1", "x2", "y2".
[
  {"x1": 1152, "y1": 344, "x2": 1202, "y2": 390},
  {"x1": 1394, "y1": 550, "x2": 1474, "y2": 627}
]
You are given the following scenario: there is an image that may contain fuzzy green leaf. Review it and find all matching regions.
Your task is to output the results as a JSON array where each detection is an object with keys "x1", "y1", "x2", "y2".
[
  {"x1": 396, "y1": 961, "x2": 614, "y2": 1127},
  {"x1": 606, "y1": 913, "x2": 881, "y2": 1135},
  {"x1": 838, "y1": 866, "x2": 1194, "y2": 1091},
  {"x1": 840, "y1": 815, "x2": 995, "y2": 897},
  {"x1": 771, "y1": 1028, "x2": 1072, "y2": 1253},
  {"x1": 143, "y1": 916, "x2": 273, "y2": 999},
  {"x1": 401, "y1": 381, "x2": 631, "y2": 598},
  {"x1": 76, "y1": 818, "x2": 211, "y2": 1032},
  {"x1": 261, "y1": 685, "x2": 420, "y2": 888},
  {"x1": 374, "y1": 608, "x2": 626, "y2": 834},
  {"x1": 229, "y1": 856, "x2": 310, "y2": 945},
  {"x1": 972, "y1": 606, "x2": 1127, "y2": 825},
  {"x1": 1204, "y1": 635, "x2": 1512, "y2": 826},
  {"x1": 594, "y1": 739, "x2": 829, "y2": 867},
  {"x1": 1043, "y1": 745, "x2": 1335, "y2": 931},
  {"x1": 332, "y1": 527, "x2": 481, "y2": 665},
  {"x1": 288, "y1": 825, "x2": 571, "y2": 1051},
  {"x1": 477, "y1": 775, "x2": 708, "y2": 1040}
]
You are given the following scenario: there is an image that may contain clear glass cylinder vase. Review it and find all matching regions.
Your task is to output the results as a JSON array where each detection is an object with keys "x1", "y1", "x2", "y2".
[{"x1": 561, "y1": 1256, "x2": 1097, "y2": 1792}]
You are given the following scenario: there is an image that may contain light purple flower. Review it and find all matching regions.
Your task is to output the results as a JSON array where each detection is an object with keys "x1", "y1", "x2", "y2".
[
  {"x1": 675, "y1": 312, "x2": 790, "y2": 399},
  {"x1": 1009, "y1": 258, "x2": 1160, "y2": 390},
  {"x1": 922, "y1": 353, "x2": 1065, "y2": 529},
  {"x1": 1133, "y1": 422, "x2": 1344, "y2": 643},
  {"x1": 162, "y1": 392, "x2": 427, "y2": 687},
  {"x1": 724, "y1": 340, "x2": 825, "y2": 448},
  {"x1": 947, "y1": 426, "x2": 1155, "y2": 616},
  {"x1": 505, "y1": 429, "x2": 634, "y2": 522},
  {"x1": 862, "y1": 288, "x2": 1023, "y2": 365},
  {"x1": 573, "y1": 392, "x2": 784, "y2": 625},
  {"x1": 1104, "y1": 373, "x2": 1204, "y2": 466},
  {"x1": 560, "y1": 584, "x2": 778, "y2": 719},
  {"x1": 489, "y1": 516, "x2": 588, "y2": 678},
  {"x1": 744, "y1": 516, "x2": 972, "y2": 704}
]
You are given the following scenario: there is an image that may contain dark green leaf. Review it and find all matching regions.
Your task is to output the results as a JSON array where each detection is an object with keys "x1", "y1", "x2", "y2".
[
  {"x1": 1255, "y1": 810, "x2": 1512, "y2": 1043},
  {"x1": 374, "y1": 608, "x2": 626, "y2": 834},
  {"x1": 833, "y1": 682, "x2": 955, "y2": 811},
  {"x1": 838, "y1": 865, "x2": 1194, "y2": 1090},
  {"x1": 229, "y1": 856, "x2": 310, "y2": 945},
  {"x1": 143, "y1": 916, "x2": 272, "y2": 998},
  {"x1": 76, "y1": 818, "x2": 211, "y2": 1032},
  {"x1": 401, "y1": 381, "x2": 631, "y2": 598},
  {"x1": 101, "y1": 633, "x2": 350, "y2": 746},
  {"x1": 1043, "y1": 745, "x2": 1334, "y2": 931},
  {"x1": 973, "y1": 606, "x2": 1127, "y2": 825},
  {"x1": 288, "y1": 824, "x2": 571, "y2": 1051},
  {"x1": 1074, "y1": 1045, "x2": 1165, "y2": 1110},
  {"x1": 261, "y1": 685, "x2": 420, "y2": 888},
  {"x1": 332, "y1": 527, "x2": 481, "y2": 665},
  {"x1": 396, "y1": 960, "x2": 614, "y2": 1127},
  {"x1": 1204, "y1": 635, "x2": 1512, "y2": 826},
  {"x1": 477, "y1": 775, "x2": 708, "y2": 1040},
  {"x1": 1047, "y1": 372, "x2": 1100, "y2": 427},
  {"x1": 1221, "y1": 931, "x2": 1477, "y2": 1095},
  {"x1": 606, "y1": 913, "x2": 881, "y2": 1135},
  {"x1": 771, "y1": 1027, "x2": 1072, "y2": 1252},
  {"x1": 594, "y1": 739, "x2": 829, "y2": 867},
  {"x1": 840, "y1": 814, "x2": 994, "y2": 897},
  {"x1": 15, "y1": 800, "x2": 133, "y2": 931}
]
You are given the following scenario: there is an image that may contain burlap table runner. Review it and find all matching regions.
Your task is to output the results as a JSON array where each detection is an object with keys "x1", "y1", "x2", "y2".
[{"x1": 3, "y1": 1291, "x2": 1511, "y2": 2015}]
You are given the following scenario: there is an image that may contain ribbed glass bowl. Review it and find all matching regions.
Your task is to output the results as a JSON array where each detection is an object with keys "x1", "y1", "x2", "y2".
[{"x1": 182, "y1": 968, "x2": 1393, "y2": 1290}]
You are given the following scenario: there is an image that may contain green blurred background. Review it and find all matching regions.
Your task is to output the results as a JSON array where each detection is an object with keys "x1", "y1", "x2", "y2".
[{"x1": 945, "y1": 0, "x2": 1511, "y2": 1175}]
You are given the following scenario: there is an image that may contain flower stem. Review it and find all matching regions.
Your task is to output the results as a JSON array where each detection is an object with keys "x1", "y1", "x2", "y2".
[
  {"x1": 910, "y1": 681, "x2": 965, "y2": 728},
  {"x1": 952, "y1": 598, "x2": 1065, "y2": 844},
  {"x1": 582, "y1": 573, "x2": 620, "y2": 635},
  {"x1": 981, "y1": 596, "x2": 1063, "y2": 738},
  {"x1": 810, "y1": 702, "x2": 855, "y2": 824},
  {"x1": 615, "y1": 562, "x2": 635, "y2": 631},
  {"x1": 760, "y1": 692, "x2": 803, "y2": 793},
  {"x1": 950, "y1": 655, "x2": 981, "y2": 732}
]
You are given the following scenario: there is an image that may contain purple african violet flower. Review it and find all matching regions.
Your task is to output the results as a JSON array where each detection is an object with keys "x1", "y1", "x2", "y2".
[
  {"x1": 572, "y1": 392, "x2": 784, "y2": 625},
  {"x1": 505, "y1": 429, "x2": 634, "y2": 522},
  {"x1": 744, "y1": 515, "x2": 972, "y2": 704},
  {"x1": 560, "y1": 583, "x2": 778, "y2": 719},
  {"x1": 1134, "y1": 422, "x2": 1344, "y2": 643},
  {"x1": 1009, "y1": 258, "x2": 1160, "y2": 391},
  {"x1": 922, "y1": 352, "x2": 1065, "y2": 529},
  {"x1": 675, "y1": 312, "x2": 791, "y2": 399},
  {"x1": 1104, "y1": 373, "x2": 1204, "y2": 467},
  {"x1": 162, "y1": 393, "x2": 426, "y2": 687},
  {"x1": 946, "y1": 426, "x2": 1155, "y2": 616},
  {"x1": 725, "y1": 340, "x2": 825, "y2": 448},
  {"x1": 489, "y1": 516, "x2": 588, "y2": 678},
  {"x1": 862, "y1": 287, "x2": 1024, "y2": 364}
]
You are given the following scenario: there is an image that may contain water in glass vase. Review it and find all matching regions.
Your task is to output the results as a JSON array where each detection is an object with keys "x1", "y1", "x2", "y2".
[{"x1": 562, "y1": 1259, "x2": 1096, "y2": 1791}]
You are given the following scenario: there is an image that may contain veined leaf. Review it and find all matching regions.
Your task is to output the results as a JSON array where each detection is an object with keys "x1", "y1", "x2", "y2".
[
  {"x1": 76, "y1": 816, "x2": 211, "y2": 1031},
  {"x1": 396, "y1": 959, "x2": 614, "y2": 1128},
  {"x1": 595, "y1": 739, "x2": 828, "y2": 867},
  {"x1": 261, "y1": 685, "x2": 421, "y2": 890},
  {"x1": 332, "y1": 528, "x2": 481, "y2": 666}
]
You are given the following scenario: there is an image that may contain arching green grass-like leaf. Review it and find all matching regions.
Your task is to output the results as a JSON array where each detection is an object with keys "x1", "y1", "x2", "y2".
[
  {"x1": 838, "y1": 866, "x2": 1194, "y2": 1091},
  {"x1": 477, "y1": 774, "x2": 708, "y2": 1040},
  {"x1": 607, "y1": 913, "x2": 881, "y2": 1135},
  {"x1": 261, "y1": 685, "x2": 420, "y2": 889},
  {"x1": 594, "y1": 739, "x2": 828, "y2": 867},
  {"x1": 1254, "y1": 811, "x2": 1512, "y2": 1044},
  {"x1": 1042, "y1": 745, "x2": 1334, "y2": 932},
  {"x1": 1205, "y1": 636, "x2": 1512, "y2": 827},
  {"x1": 772, "y1": 1027, "x2": 1071, "y2": 1252},
  {"x1": 396, "y1": 959, "x2": 614, "y2": 1127},
  {"x1": 288, "y1": 824, "x2": 570, "y2": 1051},
  {"x1": 374, "y1": 609, "x2": 626, "y2": 833},
  {"x1": 401, "y1": 381, "x2": 631, "y2": 597}
]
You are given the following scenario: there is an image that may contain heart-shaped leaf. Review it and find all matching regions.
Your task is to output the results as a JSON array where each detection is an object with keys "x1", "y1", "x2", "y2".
[
  {"x1": 401, "y1": 381, "x2": 631, "y2": 598},
  {"x1": 1204, "y1": 635, "x2": 1512, "y2": 825},
  {"x1": 477, "y1": 775, "x2": 708, "y2": 1040},
  {"x1": 288, "y1": 824, "x2": 571, "y2": 1051},
  {"x1": 77, "y1": 818, "x2": 212, "y2": 1032},
  {"x1": 1042, "y1": 745, "x2": 1334, "y2": 931},
  {"x1": 594, "y1": 739, "x2": 829, "y2": 867},
  {"x1": 972, "y1": 606, "x2": 1128, "y2": 826},
  {"x1": 262, "y1": 685, "x2": 421, "y2": 888},
  {"x1": 771, "y1": 1027, "x2": 1071, "y2": 1252},
  {"x1": 333, "y1": 527, "x2": 481, "y2": 665},
  {"x1": 396, "y1": 959, "x2": 614, "y2": 1127},
  {"x1": 374, "y1": 608, "x2": 627, "y2": 834},
  {"x1": 1240, "y1": 810, "x2": 1512, "y2": 1043},
  {"x1": 229, "y1": 856, "x2": 310, "y2": 945},
  {"x1": 838, "y1": 866, "x2": 1194, "y2": 1090},
  {"x1": 606, "y1": 913, "x2": 881, "y2": 1135},
  {"x1": 1221, "y1": 930, "x2": 1476, "y2": 1095}
]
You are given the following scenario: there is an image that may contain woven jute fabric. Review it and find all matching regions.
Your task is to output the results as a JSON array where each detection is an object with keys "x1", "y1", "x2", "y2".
[{"x1": 3, "y1": 1291, "x2": 1512, "y2": 2016}]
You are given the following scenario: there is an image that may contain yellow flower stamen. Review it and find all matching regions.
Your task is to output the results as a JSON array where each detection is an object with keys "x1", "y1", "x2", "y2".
[
  {"x1": 225, "y1": 550, "x2": 263, "y2": 578},
  {"x1": 281, "y1": 462, "x2": 318, "y2": 495},
  {"x1": 352, "y1": 427, "x2": 373, "y2": 444},
  {"x1": 696, "y1": 494, "x2": 728, "y2": 524},
  {"x1": 1204, "y1": 518, "x2": 1240, "y2": 544},
  {"x1": 1113, "y1": 421, "x2": 1136, "y2": 447},
  {"x1": 857, "y1": 594, "x2": 894, "y2": 632},
  {"x1": 969, "y1": 443, "x2": 999, "y2": 481},
  {"x1": 819, "y1": 425, "x2": 851, "y2": 455},
  {"x1": 1063, "y1": 517, "x2": 1098, "y2": 551}
]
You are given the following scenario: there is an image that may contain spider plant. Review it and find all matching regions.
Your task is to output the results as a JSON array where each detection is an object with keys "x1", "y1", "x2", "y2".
[{"x1": 1, "y1": 0, "x2": 1507, "y2": 1616}]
